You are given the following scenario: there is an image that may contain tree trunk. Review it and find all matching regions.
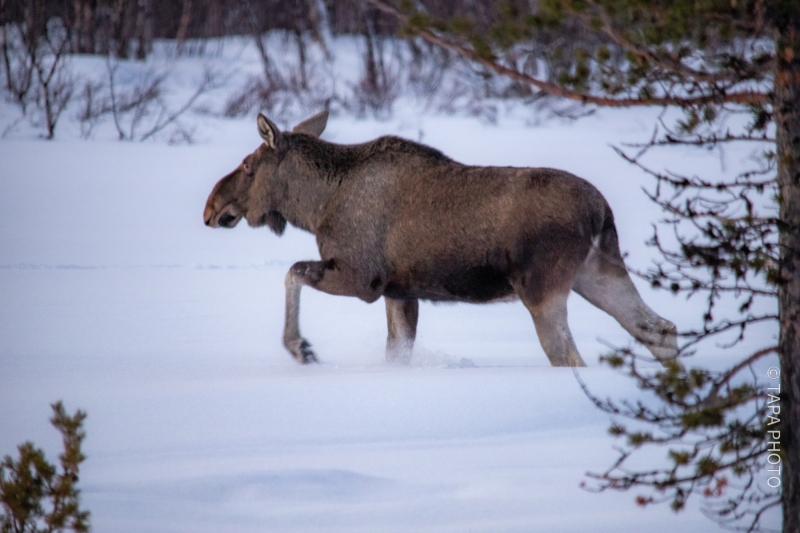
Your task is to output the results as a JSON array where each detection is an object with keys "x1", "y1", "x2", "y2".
[
  {"x1": 774, "y1": 9, "x2": 800, "y2": 533},
  {"x1": 307, "y1": 0, "x2": 332, "y2": 60},
  {"x1": 134, "y1": 0, "x2": 152, "y2": 60},
  {"x1": 253, "y1": 32, "x2": 275, "y2": 84},
  {"x1": 114, "y1": 0, "x2": 131, "y2": 58},
  {"x1": 72, "y1": 0, "x2": 83, "y2": 52},
  {"x1": 238, "y1": 0, "x2": 275, "y2": 83},
  {"x1": 206, "y1": 0, "x2": 222, "y2": 37},
  {"x1": 0, "y1": 0, "x2": 9, "y2": 93},
  {"x1": 360, "y1": 0, "x2": 379, "y2": 93},
  {"x1": 175, "y1": 0, "x2": 192, "y2": 53},
  {"x1": 295, "y1": 28, "x2": 308, "y2": 89}
]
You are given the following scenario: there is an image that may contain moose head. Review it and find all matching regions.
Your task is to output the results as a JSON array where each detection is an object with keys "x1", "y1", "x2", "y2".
[{"x1": 203, "y1": 111, "x2": 329, "y2": 234}]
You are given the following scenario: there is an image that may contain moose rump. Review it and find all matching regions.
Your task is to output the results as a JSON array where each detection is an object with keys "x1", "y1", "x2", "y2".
[{"x1": 204, "y1": 111, "x2": 678, "y2": 367}]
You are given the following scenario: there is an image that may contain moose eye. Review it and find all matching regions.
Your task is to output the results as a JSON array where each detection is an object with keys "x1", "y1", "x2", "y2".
[{"x1": 242, "y1": 161, "x2": 252, "y2": 174}]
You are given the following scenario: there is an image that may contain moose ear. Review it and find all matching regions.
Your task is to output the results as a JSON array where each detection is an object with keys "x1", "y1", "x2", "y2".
[
  {"x1": 257, "y1": 113, "x2": 280, "y2": 148},
  {"x1": 292, "y1": 110, "x2": 328, "y2": 138}
]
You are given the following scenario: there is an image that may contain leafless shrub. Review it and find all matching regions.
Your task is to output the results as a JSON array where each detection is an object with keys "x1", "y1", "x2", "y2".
[
  {"x1": 31, "y1": 19, "x2": 74, "y2": 138},
  {"x1": 347, "y1": 3, "x2": 401, "y2": 118},
  {"x1": 167, "y1": 124, "x2": 196, "y2": 145},
  {"x1": 2, "y1": 18, "x2": 75, "y2": 138},
  {"x1": 76, "y1": 78, "x2": 106, "y2": 138},
  {"x1": 1, "y1": 24, "x2": 35, "y2": 113},
  {"x1": 77, "y1": 55, "x2": 221, "y2": 142},
  {"x1": 224, "y1": 59, "x2": 334, "y2": 126},
  {"x1": 348, "y1": 46, "x2": 401, "y2": 118},
  {"x1": 105, "y1": 58, "x2": 165, "y2": 140},
  {"x1": 405, "y1": 39, "x2": 453, "y2": 107}
]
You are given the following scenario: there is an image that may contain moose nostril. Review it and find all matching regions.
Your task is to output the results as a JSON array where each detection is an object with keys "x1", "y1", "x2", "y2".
[{"x1": 218, "y1": 213, "x2": 237, "y2": 227}]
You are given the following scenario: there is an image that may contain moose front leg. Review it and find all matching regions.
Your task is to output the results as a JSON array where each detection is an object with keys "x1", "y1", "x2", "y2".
[
  {"x1": 385, "y1": 297, "x2": 419, "y2": 363},
  {"x1": 283, "y1": 259, "x2": 376, "y2": 364},
  {"x1": 283, "y1": 262, "x2": 318, "y2": 364}
]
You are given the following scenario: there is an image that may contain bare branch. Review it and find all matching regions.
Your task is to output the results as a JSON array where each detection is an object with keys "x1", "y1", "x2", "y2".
[{"x1": 366, "y1": 0, "x2": 769, "y2": 109}]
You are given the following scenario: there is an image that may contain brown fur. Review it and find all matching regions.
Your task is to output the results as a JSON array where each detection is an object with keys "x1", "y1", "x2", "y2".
[{"x1": 204, "y1": 111, "x2": 678, "y2": 366}]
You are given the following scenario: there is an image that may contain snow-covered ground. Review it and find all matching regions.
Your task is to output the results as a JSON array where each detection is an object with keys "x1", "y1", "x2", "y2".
[{"x1": 0, "y1": 39, "x2": 780, "y2": 532}]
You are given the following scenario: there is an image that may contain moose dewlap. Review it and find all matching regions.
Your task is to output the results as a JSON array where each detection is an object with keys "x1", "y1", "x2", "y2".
[{"x1": 204, "y1": 111, "x2": 678, "y2": 367}]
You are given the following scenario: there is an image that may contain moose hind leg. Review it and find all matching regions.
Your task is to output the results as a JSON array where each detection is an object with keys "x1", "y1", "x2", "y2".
[
  {"x1": 573, "y1": 257, "x2": 678, "y2": 362},
  {"x1": 385, "y1": 297, "x2": 419, "y2": 364},
  {"x1": 521, "y1": 291, "x2": 586, "y2": 367}
]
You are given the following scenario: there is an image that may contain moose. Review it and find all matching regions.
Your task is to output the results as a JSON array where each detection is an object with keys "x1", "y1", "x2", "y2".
[{"x1": 204, "y1": 111, "x2": 678, "y2": 367}]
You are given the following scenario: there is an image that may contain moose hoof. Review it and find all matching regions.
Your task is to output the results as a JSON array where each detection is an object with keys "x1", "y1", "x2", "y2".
[
  {"x1": 286, "y1": 338, "x2": 318, "y2": 364},
  {"x1": 385, "y1": 344, "x2": 412, "y2": 365}
]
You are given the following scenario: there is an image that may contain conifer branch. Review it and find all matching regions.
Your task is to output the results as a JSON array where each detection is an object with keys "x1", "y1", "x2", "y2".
[{"x1": 366, "y1": 0, "x2": 770, "y2": 108}]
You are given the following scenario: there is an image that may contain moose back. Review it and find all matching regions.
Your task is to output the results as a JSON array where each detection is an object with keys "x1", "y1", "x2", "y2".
[{"x1": 204, "y1": 111, "x2": 677, "y2": 366}]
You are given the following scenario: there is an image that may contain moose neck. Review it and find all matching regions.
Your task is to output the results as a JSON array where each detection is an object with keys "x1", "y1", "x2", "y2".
[{"x1": 274, "y1": 136, "x2": 351, "y2": 234}]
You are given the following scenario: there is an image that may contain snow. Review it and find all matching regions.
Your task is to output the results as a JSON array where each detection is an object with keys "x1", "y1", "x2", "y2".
[{"x1": 0, "y1": 39, "x2": 780, "y2": 532}]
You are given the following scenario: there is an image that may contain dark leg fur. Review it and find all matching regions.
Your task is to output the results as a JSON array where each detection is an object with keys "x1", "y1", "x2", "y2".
[
  {"x1": 521, "y1": 290, "x2": 586, "y2": 367},
  {"x1": 385, "y1": 297, "x2": 419, "y2": 363}
]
